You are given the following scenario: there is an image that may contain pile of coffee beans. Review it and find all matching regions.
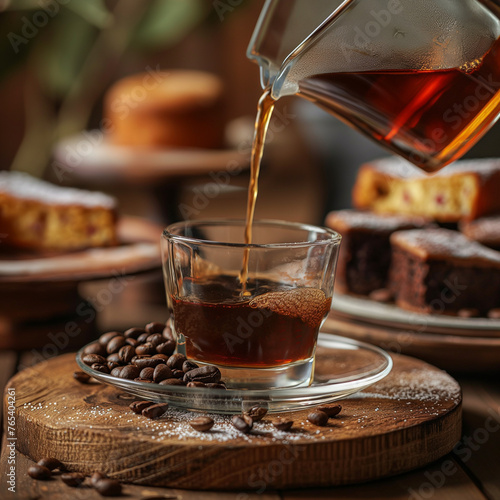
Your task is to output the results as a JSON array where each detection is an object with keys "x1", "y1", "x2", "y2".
[
  {"x1": 80, "y1": 322, "x2": 225, "y2": 389},
  {"x1": 28, "y1": 457, "x2": 121, "y2": 496}
]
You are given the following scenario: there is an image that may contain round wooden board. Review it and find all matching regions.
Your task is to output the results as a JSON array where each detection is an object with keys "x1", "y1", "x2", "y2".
[{"x1": 6, "y1": 352, "x2": 461, "y2": 490}]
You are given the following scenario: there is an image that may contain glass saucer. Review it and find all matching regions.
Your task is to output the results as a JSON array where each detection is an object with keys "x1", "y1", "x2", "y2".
[{"x1": 76, "y1": 333, "x2": 392, "y2": 414}]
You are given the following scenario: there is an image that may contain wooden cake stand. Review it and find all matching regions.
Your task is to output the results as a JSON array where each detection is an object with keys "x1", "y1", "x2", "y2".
[{"x1": 5, "y1": 351, "x2": 461, "y2": 490}]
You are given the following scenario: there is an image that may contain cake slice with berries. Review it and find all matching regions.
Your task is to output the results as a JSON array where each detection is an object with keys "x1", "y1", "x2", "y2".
[
  {"x1": 0, "y1": 171, "x2": 117, "y2": 251},
  {"x1": 352, "y1": 157, "x2": 500, "y2": 222}
]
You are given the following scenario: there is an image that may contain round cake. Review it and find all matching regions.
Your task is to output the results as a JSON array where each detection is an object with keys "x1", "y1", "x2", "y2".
[{"x1": 104, "y1": 70, "x2": 225, "y2": 149}]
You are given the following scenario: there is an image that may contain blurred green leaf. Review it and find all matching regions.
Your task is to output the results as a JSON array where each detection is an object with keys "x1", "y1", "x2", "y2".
[
  {"x1": 36, "y1": 9, "x2": 97, "y2": 98},
  {"x1": 132, "y1": 0, "x2": 210, "y2": 49},
  {"x1": 64, "y1": 0, "x2": 112, "y2": 29}
]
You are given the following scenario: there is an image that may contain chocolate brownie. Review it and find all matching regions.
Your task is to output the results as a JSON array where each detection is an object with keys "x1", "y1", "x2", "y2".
[
  {"x1": 389, "y1": 228, "x2": 500, "y2": 315},
  {"x1": 459, "y1": 216, "x2": 500, "y2": 250},
  {"x1": 325, "y1": 210, "x2": 429, "y2": 296}
]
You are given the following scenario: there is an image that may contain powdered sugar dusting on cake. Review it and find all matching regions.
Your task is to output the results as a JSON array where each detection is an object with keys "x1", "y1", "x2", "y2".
[
  {"x1": 392, "y1": 228, "x2": 500, "y2": 265},
  {"x1": 370, "y1": 157, "x2": 500, "y2": 181},
  {"x1": 0, "y1": 171, "x2": 116, "y2": 208},
  {"x1": 460, "y1": 216, "x2": 500, "y2": 245},
  {"x1": 327, "y1": 210, "x2": 429, "y2": 232}
]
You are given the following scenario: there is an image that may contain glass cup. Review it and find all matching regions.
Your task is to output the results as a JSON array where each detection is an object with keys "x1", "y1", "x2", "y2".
[{"x1": 161, "y1": 219, "x2": 341, "y2": 389}]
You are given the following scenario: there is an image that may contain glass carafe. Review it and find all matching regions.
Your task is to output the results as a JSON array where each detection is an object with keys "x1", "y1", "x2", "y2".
[{"x1": 247, "y1": 0, "x2": 500, "y2": 172}]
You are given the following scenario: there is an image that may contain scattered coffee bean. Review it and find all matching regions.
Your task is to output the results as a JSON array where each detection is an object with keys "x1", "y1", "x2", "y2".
[
  {"x1": 167, "y1": 353, "x2": 186, "y2": 370},
  {"x1": 37, "y1": 457, "x2": 64, "y2": 471},
  {"x1": 91, "y1": 363, "x2": 110, "y2": 374},
  {"x1": 129, "y1": 401, "x2": 155, "y2": 414},
  {"x1": 172, "y1": 369, "x2": 185, "y2": 379},
  {"x1": 186, "y1": 381, "x2": 206, "y2": 388},
  {"x1": 106, "y1": 335, "x2": 126, "y2": 355},
  {"x1": 231, "y1": 414, "x2": 253, "y2": 434},
  {"x1": 307, "y1": 410, "x2": 329, "y2": 427},
  {"x1": 182, "y1": 360, "x2": 199, "y2": 373},
  {"x1": 140, "y1": 367, "x2": 154, "y2": 380},
  {"x1": 83, "y1": 342, "x2": 106, "y2": 356},
  {"x1": 118, "y1": 345, "x2": 135, "y2": 364},
  {"x1": 124, "y1": 327, "x2": 145, "y2": 339},
  {"x1": 488, "y1": 308, "x2": 500, "y2": 319},
  {"x1": 28, "y1": 464, "x2": 51, "y2": 480},
  {"x1": 190, "y1": 416, "x2": 214, "y2": 432},
  {"x1": 94, "y1": 478, "x2": 122, "y2": 496},
  {"x1": 159, "y1": 378, "x2": 184, "y2": 386},
  {"x1": 119, "y1": 365, "x2": 140, "y2": 380},
  {"x1": 317, "y1": 404, "x2": 342, "y2": 417},
  {"x1": 205, "y1": 383, "x2": 227, "y2": 390},
  {"x1": 183, "y1": 365, "x2": 221, "y2": 384},
  {"x1": 82, "y1": 354, "x2": 106, "y2": 366},
  {"x1": 153, "y1": 364, "x2": 173, "y2": 383},
  {"x1": 142, "y1": 402, "x2": 169, "y2": 419},
  {"x1": 110, "y1": 366, "x2": 124, "y2": 377},
  {"x1": 137, "y1": 332, "x2": 150, "y2": 343},
  {"x1": 133, "y1": 357, "x2": 165, "y2": 369},
  {"x1": 162, "y1": 326, "x2": 174, "y2": 341},
  {"x1": 73, "y1": 371, "x2": 91, "y2": 384},
  {"x1": 368, "y1": 288, "x2": 393, "y2": 303},
  {"x1": 156, "y1": 340, "x2": 176, "y2": 356},
  {"x1": 147, "y1": 333, "x2": 163, "y2": 348},
  {"x1": 99, "y1": 331, "x2": 120, "y2": 345},
  {"x1": 135, "y1": 342, "x2": 156, "y2": 356},
  {"x1": 273, "y1": 419, "x2": 294, "y2": 432},
  {"x1": 90, "y1": 471, "x2": 107, "y2": 487},
  {"x1": 244, "y1": 406, "x2": 268, "y2": 422},
  {"x1": 146, "y1": 322, "x2": 165, "y2": 334},
  {"x1": 61, "y1": 472, "x2": 85, "y2": 487}
]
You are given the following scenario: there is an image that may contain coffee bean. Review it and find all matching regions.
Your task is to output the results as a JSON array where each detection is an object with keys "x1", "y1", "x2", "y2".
[
  {"x1": 231, "y1": 414, "x2": 253, "y2": 434},
  {"x1": 83, "y1": 342, "x2": 106, "y2": 356},
  {"x1": 166, "y1": 353, "x2": 186, "y2": 370},
  {"x1": 37, "y1": 457, "x2": 64, "y2": 471},
  {"x1": 186, "y1": 381, "x2": 207, "y2": 388},
  {"x1": 28, "y1": 464, "x2": 51, "y2": 480},
  {"x1": 135, "y1": 342, "x2": 156, "y2": 356},
  {"x1": 94, "y1": 478, "x2": 122, "y2": 496},
  {"x1": 134, "y1": 378, "x2": 154, "y2": 383},
  {"x1": 146, "y1": 322, "x2": 165, "y2": 334},
  {"x1": 244, "y1": 406, "x2": 268, "y2": 422},
  {"x1": 317, "y1": 404, "x2": 342, "y2": 417},
  {"x1": 152, "y1": 354, "x2": 170, "y2": 362},
  {"x1": 183, "y1": 365, "x2": 221, "y2": 384},
  {"x1": 90, "y1": 471, "x2": 107, "y2": 487},
  {"x1": 125, "y1": 338, "x2": 139, "y2": 348},
  {"x1": 137, "y1": 332, "x2": 150, "y2": 343},
  {"x1": 107, "y1": 361, "x2": 121, "y2": 371},
  {"x1": 82, "y1": 354, "x2": 106, "y2": 366},
  {"x1": 190, "y1": 416, "x2": 214, "y2": 432},
  {"x1": 147, "y1": 333, "x2": 163, "y2": 348},
  {"x1": 156, "y1": 340, "x2": 176, "y2": 356},
  {"x1": 129, "y1": 401, "x2": 155, "y2": 414},
  {"x1": 142, "y1": 402, "x2": 169, "y2": 419},
  {"x1": 61, "y1": 472, "x2": 85, "y2": 487},
  {"x1": 91, "y1": 363, "x2": 110, "y2": 374},
  {"x1": 118, "y1": 345, "x2": 135, "y2": 364},
  {"x1": 488, "y1": 308, "x2": 500, "y2": 319},
  {"x1": 110, "y1": 366, "x2": 124, "y2": 377},
  {"x1": 273, "y1": 419, "x2": 294, "y2": 432},
  {"x1": 153, "y1": 364, "x2": 173, "y2": 383},
  {"x1": 107, "y1": 353, "x2": 121, "y2": 364},
  {"x1": 205, "y1": 383, "x2": 227, "y2": 390},
  {"x1": 172, "y1": 369, "x2": 185, "y2": 379},
  {"x1": 140, "y1": 367, "x2": 154, "y2": 380},
  {"x1": 99, "y1": 331, "x2": 121, "y2": 345},
  {"x1": 307, "y1": 410, "x2": 329, "y2": 426},
  {"x1": 159, "y1": 378, "x2": 184, "y2": 386},
  {"x1": 182, "y1": 360, "x2": 199, "y2": 373},
  {"x1": 162, "y1": 326, "x2": 174, "y2": 341},
  {"x1": 124, "y1": 327, "x2": 145, "y2": 339},
  {"x1": 73, "y1": 371, "x2": 91, "y2": 384},
  {"x1": 119, "y1": 365, "x2": 140, "y2": 380},
  {"x1": 106, "y1": 335, "x2": 126, "y2": 355},
  {"x1": 133, "y1": 357, "x2": 165, "y2": 369}
]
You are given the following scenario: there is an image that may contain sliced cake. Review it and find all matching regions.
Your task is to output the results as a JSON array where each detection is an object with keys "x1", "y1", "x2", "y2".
[
  {"x1": 459, "y1": 216, "x2": 500, "y2": 250},
  {"x1": 0, "y1": 171, "x2": 118, "y2": 251},
  {"x1": 389, "y1": 228, "x2": 500, "y2": 315},
  {"x1": 325, "y1": 210, "x2": 430, "y2": 296},
  {"x1": 352, "y1": 157, "x2": 500, "y2": 222}
]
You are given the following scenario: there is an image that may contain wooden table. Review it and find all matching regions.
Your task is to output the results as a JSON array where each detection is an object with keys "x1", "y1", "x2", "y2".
[{"x1": 1, "y1": 285, "x2": 499, "y2": 499}]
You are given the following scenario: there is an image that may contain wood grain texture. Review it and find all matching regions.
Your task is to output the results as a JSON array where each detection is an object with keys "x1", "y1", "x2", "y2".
[{"x1": 4, "y1": 352, "x2": 461, "y2": 491}]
